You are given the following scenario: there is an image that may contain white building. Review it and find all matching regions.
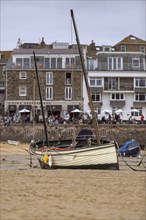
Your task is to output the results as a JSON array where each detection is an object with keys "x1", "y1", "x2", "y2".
[{"x1": 83, "y1": 36, "x2": 146, "y2": 122}]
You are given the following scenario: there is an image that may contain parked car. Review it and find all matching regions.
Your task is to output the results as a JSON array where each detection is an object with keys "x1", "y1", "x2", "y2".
[{"x1": 117, "y1": 140, "x2": 141, "y2": 157}]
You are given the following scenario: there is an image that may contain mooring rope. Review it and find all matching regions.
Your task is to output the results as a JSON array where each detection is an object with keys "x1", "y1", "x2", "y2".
[{"x1": 120, "y1": 155, "x2": 146, "y2": 172}]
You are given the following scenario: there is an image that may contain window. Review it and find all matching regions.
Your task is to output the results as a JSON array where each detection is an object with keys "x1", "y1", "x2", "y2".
[
  {"x1": 108, "y1": 57, "x2": 123, "y2": 70},
  {"x1": 46, "y1": 72, "x2": 53, "y2": 85},
  {"x1": 88, "y1": 59, "x2": 95, "y2": 70},
  {"x1": 135, "y1": 93, "x2": 146, "y2": 101},
  {"x1": 65, "y1": 87, "x2": 72, "y2": 100},
  {"x1": 71, "y1": 58, "x2": 75, "y2": 68},
  {"x1": 135, "y1": 78, "x2": 146, "y2": 87},
  {"x1": 35, "y1": 56, "x2": 44, "y2": 68},
  {"x1": 23, "y1": 58, "x2": 29, "y2": 68},
  {"x1": 57, "y1": 58, "x2": 62, "y2": 68},
  {"x1": 111, "y1": 93, "x2": 124, "y2": 100},
  {"x1": 91, "y1": 92, "x2": 101, "y2": 102},
  {"x1": 75, "y1": 56, "x2": 81, "y2": 69},
  {"x1": 132, "y1": 58, "x2": 140, "y2": 68},
  {"x1": 16, "y1": 58, "x2": 22, "y2": 68},
  {"x1": 66, "y1": 72, "x2": 72, "y2": 84},
  {"x1": 19, "y1": 86, "x2": 26, "y2": 96},
  {"x1": 0, "y1": 81, "x2": 5, "y2": 89},
  {"x1": 90, "y1": 77, "x2": 102, "y2": 87},
  {"x1": 103, "y1": 46, "x2": 111, "y2": 51},
  {"x1": 51, "y1": 58, "x2": 56, "y2": 69},
  {"x1": 140, "y1": 46, "x2": 145, "y2": 53},
  {"x1": 66, "y1": 58, "x2": 70, "y2": 68},
  {"x1": 16, "y1": 58, "x2": 30, "y2": 69},
  {"x1": 108, "y1": 78, "x2": 118, "y2": 90},
  {"x1": 45, "y1": 58, "x2": 50, "y2": 69},
  {"x1": 19, "y1": 71, "x2": 26, "y2": 79},
  {"x1": 131, "y1": 107, "x2": 142, "y2": 117},
  {"x1": 65, "y1": 57, "x2": 75, "y2": 68},
  {"x1": 120, "y1": 45, "x2": 126, "y2": 52},
  {"x1": 46, "y1": 87, "x2": 53, "y2": 100}
]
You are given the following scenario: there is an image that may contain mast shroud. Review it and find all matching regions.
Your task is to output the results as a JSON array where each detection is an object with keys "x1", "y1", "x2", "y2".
[{"x1": 70, "y1": 9, "x2": 100, "y2": 144}]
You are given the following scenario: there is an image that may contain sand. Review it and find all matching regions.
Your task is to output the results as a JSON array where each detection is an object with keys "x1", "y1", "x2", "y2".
[{"x1": 0, "y1": 142, "x2": 146, "y2": 220}]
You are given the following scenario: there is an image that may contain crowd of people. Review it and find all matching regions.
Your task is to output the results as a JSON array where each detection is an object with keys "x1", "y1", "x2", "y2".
[{"x1": 0, "y1": 112, "x2": 145, "y2": 126}]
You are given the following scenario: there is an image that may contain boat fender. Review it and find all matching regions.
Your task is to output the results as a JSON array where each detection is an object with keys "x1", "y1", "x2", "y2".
[
  {"x1": 42, "y1": 154, "x2": 49, "y2": 164},
  {"x1": 49, "y1": 155, "x2": 52, "y2": 167}
]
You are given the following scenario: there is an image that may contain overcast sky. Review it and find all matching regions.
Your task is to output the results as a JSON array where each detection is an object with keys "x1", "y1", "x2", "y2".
[{"x1": 1, "y1": 0, "x2": 146, "y2": 51}]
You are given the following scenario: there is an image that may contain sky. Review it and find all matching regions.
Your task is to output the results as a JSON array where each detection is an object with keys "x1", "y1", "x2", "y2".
[{"x1": 1, "y1": 0, "x2": 146, "y2": 51}]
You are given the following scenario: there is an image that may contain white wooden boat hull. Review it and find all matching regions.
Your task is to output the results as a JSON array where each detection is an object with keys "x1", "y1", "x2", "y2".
[{"x1": 31, "y1": 143, "x2": 119, "y2": 170}]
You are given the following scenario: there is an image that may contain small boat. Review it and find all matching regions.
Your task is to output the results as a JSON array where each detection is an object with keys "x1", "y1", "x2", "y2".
[
  {"x1": 37, "y1": 142, "x2": 119, "y2": 170},
  {"x1": 117, "y1": 140, "x2": 141, "y2": 157},
  {"x1": 29, "y1": 10, "x2": 119, "y2": 170}
]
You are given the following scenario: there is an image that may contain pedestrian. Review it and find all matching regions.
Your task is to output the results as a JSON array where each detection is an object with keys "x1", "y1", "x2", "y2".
[{"x1": 140, "y1": 114, "x2": 144, "y2": 124}]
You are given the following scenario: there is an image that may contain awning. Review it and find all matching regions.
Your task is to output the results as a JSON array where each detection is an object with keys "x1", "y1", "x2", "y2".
[
  {"x1": 19, "y1": 105, "x2": 32, "y2": 111},
  {"x1": 8, "y1": 105, "x2": 17, "y2": 111},
  {"x1": 46, "y1": 105, "x2": 62, "y2": 111},
  {"x1": 67, "y1": 105, "x2": 80, "y2": 112}
]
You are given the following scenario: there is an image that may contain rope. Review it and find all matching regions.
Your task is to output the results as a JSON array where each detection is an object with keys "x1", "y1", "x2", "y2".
[
  {"x1": 120, "y1": 155, "x2": 146, "y2": 172},
  {"x1": 137, "y1": 151, "x2": 146, "y2": 168}
]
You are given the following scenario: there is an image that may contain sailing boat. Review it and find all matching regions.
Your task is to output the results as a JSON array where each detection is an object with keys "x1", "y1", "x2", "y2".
[{"x1": 29, "y1": 10, "x2": 119, "y2": 170}]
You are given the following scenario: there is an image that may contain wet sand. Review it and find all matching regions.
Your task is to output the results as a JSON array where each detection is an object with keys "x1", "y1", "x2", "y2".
[{"x1": 0, "y1": 142, "x2": 146, "y2": 220}]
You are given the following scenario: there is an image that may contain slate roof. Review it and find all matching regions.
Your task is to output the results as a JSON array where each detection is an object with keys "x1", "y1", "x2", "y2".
[{"x1": 12, "y1": 48, "x2": 80, "y2": 55}]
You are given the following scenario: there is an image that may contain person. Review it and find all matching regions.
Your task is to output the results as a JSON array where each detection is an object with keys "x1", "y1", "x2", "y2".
[
  {"x1": 101, "y1": 116, "x2": 106, "y2": 124},
  {"x1": 128, "y1": 115, "x2": 132, "y2": 124},
  {"x1": 141, "y1": 114, "x2": 144, "y2": 124},
  {"x1": 108, "y1": 113, "x2": 111, "y2": 123}
]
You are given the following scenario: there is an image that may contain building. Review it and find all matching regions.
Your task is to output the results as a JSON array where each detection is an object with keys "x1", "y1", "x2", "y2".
[
  {"x1": 3, "y1": 35, "x2": 146, "y2": 123},
  {"x1": 0, "y1": 51, "x2": 12, "y2": 115},
  {"x1": 84, "y1": 35, "x2": 146, "y2": 121},
  {"x1": 4, "y1": 41, "x2": 87, "y2": 121}
]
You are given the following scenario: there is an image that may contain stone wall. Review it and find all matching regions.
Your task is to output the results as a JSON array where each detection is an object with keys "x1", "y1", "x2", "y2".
[{"x1": 0, "y1": 124, "x2": 146, "y2": 147}]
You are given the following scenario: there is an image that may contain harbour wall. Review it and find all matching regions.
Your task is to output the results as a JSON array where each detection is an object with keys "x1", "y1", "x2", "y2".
[{"x1": 0, "y1": 124, "x2": 146, "y2": 147}]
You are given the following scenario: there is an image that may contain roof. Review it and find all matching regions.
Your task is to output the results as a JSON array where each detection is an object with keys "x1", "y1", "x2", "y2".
[
  {"x1": 114, "y1": 35, "x2": 146, "y2": 46},
  {"x1": 12, "y1": 48, "x2": 80, "y2": 55},
  {"x1": 0, "y1": 51, "x2": 12, "y2": 63}
]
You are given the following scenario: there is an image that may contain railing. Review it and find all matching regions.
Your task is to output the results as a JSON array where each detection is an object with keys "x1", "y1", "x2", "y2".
[
  {"x1": 89, "y1": 62, "x2": 145, "y2": 71},
  {"x1": 104, "y1": 83, "x2": 133, "y2": 91},
  {"x1": 11, "y1": 63, "x2": 82, "y2": 70}
]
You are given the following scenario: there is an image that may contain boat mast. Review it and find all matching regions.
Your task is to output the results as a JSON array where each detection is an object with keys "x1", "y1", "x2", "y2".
[
  {"x1": 70, "y1": 9, "x2": 100, "y2": 144},
  {"x1": 33, "y1": 51, "x2": 49, "y2": 147}
]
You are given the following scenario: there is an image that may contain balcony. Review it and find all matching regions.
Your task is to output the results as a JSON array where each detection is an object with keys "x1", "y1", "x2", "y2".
[
  {"x1": 120, "y1": 83, "x2": 133, "y2": 90},
  {"x1": 134, "y1": 87, "x2": 146, "y2": 93},
  {"x1": 104, "y1": 83, "x2": 133, "y2": 91},
  {"x1": 110, "y1": 100, "x2": 125, "y2": 107},
  {"x1": 94, "y1": 62, "x2": 145, "y2": 71}
]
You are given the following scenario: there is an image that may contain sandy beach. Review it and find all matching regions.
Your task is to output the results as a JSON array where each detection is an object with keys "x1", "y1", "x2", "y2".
[{"x1": 0, "y1": 142, "x2": 145, "y2": 220}]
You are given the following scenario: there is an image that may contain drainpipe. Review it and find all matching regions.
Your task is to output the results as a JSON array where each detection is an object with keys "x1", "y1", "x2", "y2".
[{"x1": 5, "y1": 69, "x2": 8, "y2": 113}]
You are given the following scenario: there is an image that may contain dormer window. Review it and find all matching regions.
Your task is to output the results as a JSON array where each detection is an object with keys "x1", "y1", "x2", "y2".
[
  {"x1": 140, "y1": 46, "x2": 145, "y2": 53},
  {"x1": 19, "y1": 71, "x2": 26, "y2": 79},
  {"x1": 130, "y1": 36, "x2": 136, "y2": 40},
  {"x1": 120, "y1": 45, "x2": 126, "y2": 52}
]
